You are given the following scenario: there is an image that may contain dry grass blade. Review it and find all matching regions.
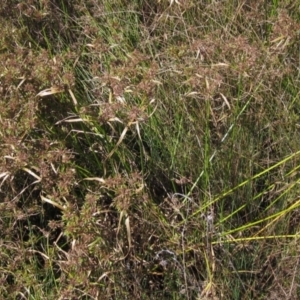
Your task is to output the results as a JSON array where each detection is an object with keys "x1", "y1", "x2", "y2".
[
  {"x1": 55, "y1": 116, "x2": 84, "y2": 125},
  {"x1": 220, "y1": 93, "x2": 231, "y2": 110},
  {"x1": 125, "y1": 216, "x2": 132, "y2": 249},
  {"x1": 82, "y1": 177, "x2": 106, "y2": 183},
  {"x1": 17, "y1": 76, "x2": 26, "y2": 90},
  {"x1": 41, "y1": 195, "x2": 66, "y2": 211},
  {"x1": 106, "y1": 121, "x2": 135, "y2": 160},
  {"x1": 0, "y1": 171, "x2": 10, "y2": 189},
  {"x1": 0, "y1": 171, "x2": 10, "y2": 180},
  {"x1": 36, "y1": 86, "x2": 64, "y2": 97},
  {"x1": 68, "y1": 88, "x2": 78, "y2": 106},
  {"x1": 22, "y1": 167, "x2": 41, "y2": 182}
]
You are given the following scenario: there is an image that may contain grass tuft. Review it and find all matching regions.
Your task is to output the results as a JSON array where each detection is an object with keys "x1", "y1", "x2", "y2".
[{"x1": 1, "y1": 0, "x2": 300, "y2": 299}]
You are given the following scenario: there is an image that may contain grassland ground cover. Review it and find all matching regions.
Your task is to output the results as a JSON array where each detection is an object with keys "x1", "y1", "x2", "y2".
[{"x1": 0, "y1": 0, "x2": 300, "y2": 299}]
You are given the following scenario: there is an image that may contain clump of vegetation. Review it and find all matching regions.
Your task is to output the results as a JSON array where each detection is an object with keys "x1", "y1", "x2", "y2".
[{"x1": 1, "y1": 0, "x2": 300, "y2": 299}]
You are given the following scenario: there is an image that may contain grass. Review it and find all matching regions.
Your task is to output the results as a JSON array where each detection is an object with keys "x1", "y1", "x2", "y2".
[{"x1": 1, "y1": 0, "x2": 300, "y2": 299}]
